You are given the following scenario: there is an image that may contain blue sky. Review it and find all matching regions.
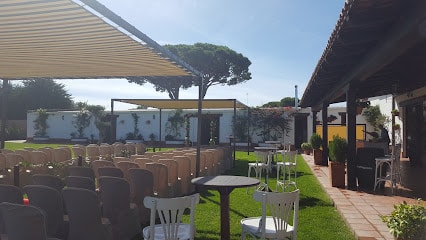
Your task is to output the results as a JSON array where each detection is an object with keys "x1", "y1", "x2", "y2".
[{"x1": 62, "y1": 0, "x2": 344, "y2": 110}]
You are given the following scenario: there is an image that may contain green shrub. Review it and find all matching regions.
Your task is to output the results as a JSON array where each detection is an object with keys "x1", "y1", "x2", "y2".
[
  {"x1": 301, "y1": 142, "x2": 312, "y2": 151},
  {"x1": 310, "y1": 133, "x2": 322, "y2": 150},
  {"x1": 381, "y1": 200, "x2": 426, "y2": 239},
  {"x1": 329, "y1": 135, "x2": 347, "y2": 163}
]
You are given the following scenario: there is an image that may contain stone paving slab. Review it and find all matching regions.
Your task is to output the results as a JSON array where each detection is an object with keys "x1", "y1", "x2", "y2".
[{"x1": 302, "y1": 153, "x2": 419, "y2": 240}]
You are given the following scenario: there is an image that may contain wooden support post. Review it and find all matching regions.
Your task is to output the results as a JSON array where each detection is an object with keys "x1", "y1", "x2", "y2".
[
  {"x1": 346, "y1": 88, "x2": 357, "y2": 189},
  {"x1": 321, "y1": 103, "x2": 329, "y2": 166}
]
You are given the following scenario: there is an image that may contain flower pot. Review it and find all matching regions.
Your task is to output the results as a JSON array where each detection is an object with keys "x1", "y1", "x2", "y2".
[
  {"x1": 329, "y1": 161, "x2": 346, "y2": 188},
  {"x1": 313, "y1": 149, "x2": 323, "y2": 165}
]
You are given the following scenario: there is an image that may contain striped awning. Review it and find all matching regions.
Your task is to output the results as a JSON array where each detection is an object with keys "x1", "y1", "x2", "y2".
[{"x1": 0, "y1": 0, "x2": 199, "y2": 79}]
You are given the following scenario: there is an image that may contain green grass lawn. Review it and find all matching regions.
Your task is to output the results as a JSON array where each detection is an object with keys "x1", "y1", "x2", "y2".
[
  {"x1": 193, "y1": 151, "x2": 356, "y2": 240},
  {"x1": 4, "y1": 143, "x2": 355, "y2": 239},
  {"x1": 4, "y1": 142, "x2": 73, "y2": 151}
]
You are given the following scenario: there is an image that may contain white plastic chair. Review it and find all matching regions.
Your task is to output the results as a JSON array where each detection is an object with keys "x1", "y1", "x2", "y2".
[
  {"x1": 276, "y1": 150, "x2": 298, "y2": 191},
  {"x1": 247, "y1": 151, "x2": 271, "y2": 192},
  {"x1": 241, "y1": 189, "x2": 299, "y2": 240},
  {"x1": 142, "y1": 193, "x2": 200, "y2": 240}
]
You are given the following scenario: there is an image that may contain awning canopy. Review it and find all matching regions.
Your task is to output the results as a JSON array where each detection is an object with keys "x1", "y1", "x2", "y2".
[
  {"x1": 300, "y1": 0, "x2": 426, "y2": 108},
  {"x1": 0, "y1": 0, "x2": 200, "y2": 79},
  {"x1": 113, "y1": 99, "x2": 248, "y2": 109}
]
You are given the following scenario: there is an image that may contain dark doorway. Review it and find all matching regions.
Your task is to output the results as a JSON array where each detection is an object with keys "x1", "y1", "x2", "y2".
[
  {"x1": 294, "y1": 114, "x2": 309, "y2": 149},
  {"x1": 405, "y1": 103, "x2": 425, "y2": 166},
  {"x1": 200, "y1": 114, "x2": 221, "y2": 145}
]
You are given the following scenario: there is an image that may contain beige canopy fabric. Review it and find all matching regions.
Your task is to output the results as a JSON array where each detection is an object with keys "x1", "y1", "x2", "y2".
[
  {"x1": 0, "y1": 0, "x2": 199, "y2": 79},
  {"x1": 113, "y1": 99, "x2": 248, "y2": 109}
]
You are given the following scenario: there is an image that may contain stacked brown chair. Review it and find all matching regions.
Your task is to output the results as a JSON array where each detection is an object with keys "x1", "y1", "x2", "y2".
[
  {"x1": 92, "y1": 160, "x2": 115, "y2": 182},
  {"x1": 62, "y1": 187, "x2": 113, "y2": 240},
  {"x1": 86, "y1": 145, "x2": 100, "y2": 162},
  {"x1": 116, "y1": 161, "x2": 139, "y2": 182},
  {"x1": 128, "y1": 168, "x2": 154, "y2": 226},
  {"x1": 24, "y1": 185, "x2": 69, "y2": 239},
  {"x1": 145, "y1": 163, "x2": 170, "y2": 198},
  {"x1": 98, "y1": 176, "x2": 141, "y2": 240},
  {"x1": 98, "y1": 167, "x2": 124, "y2": 178},
  {"x1": 158, "y1": 159, "x2": 181, "y2": 197},
  {"x1": 0, "y1": 202, "x2": 62, "y2": 240}
]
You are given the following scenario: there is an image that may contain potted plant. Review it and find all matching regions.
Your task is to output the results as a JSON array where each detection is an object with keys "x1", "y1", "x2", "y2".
[
  {"x1": 391, "y1": 109, "x2": 400, "y2": 117},
  {"x1": 165, "y1": 110, "x2": 185, "y2": 144},
  {"x1": 380, "y1": 200, "x2": 426, "y2": 240},
  {"x1": 301, "y1": 142, "x2": 312, "y2": 155},
  {"x1": 33, "y1": 108, "x2": 50, "y2": 141},
  {"x1": 328, "y1": 135, "x2": 347, "y2": 188},
  {"x1": 126, "y1": 113, "x2": 143, "y2": 143},
  {"x1": 356, "y1": 99, "x2": 371, "y2": 115},
  {"x1": 233, "y1": 114, "x2": 250, "y2": 146},
  {"x1": 71, "y1": 108, "x2": 91, "y2": 142},
  {"x1": 310, "y1": 133, "x2": 323, "y2": 165},
  {"x1": 393, "y1": 123, "x2": 401, "y2": 131}
]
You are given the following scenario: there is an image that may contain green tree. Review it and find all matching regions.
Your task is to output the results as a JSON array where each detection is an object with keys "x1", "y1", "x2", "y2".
[
  {"x1": 76, "y1": 102, "x2": 111, "y2": 143},
  {"x1": 280, "y1": 97, "x2": 298, "y2": 107},
  {"x1": 2, "y1": 79, "x2": 73, "y2": 119},
  {"x1": 261, "y1": 97, "x2": 299, "y2": 108},
  {"x1": 362, "y1": 105, "x2": 389, "y2": 130},
  {"x1": 250, "y1": 107, "x2": 292, "y2": 142},
  {"x1": 127, "y1": 43, "x2": 252, "y2": 99}
]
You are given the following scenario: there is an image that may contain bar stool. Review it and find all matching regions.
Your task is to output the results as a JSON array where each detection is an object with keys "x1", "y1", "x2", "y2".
[
  {"x1": 247, "y1": 151, "x2": 271, "y2": 192},
  {"x1": 276, "y1": 150, "x2": 298, "y2": 192},
  {"x1": 374, "y1": 145, "x2": 401, "y2": 194}
]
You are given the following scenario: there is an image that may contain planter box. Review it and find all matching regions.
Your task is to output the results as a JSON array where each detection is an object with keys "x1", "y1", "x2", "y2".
[
  {"x1": 303, "y1": 150, "x2": 311, "y2": 155},
  {"x1": 33, "y1": 136, "x2": 49, "y2": 142},
  {"x1": 257, "y1": 142, "x2": 272, "y2": 147},
  {"x1": 165, "y1": 140, "x2": 185, "y2": 145},
  {"x1": 234, "y1": 142, "x2": 251, "y2": 147},
  {"x1": 313, "y1": 149, "x2": 323, "y2": 165},
  {"x1": 329, "y1": 161, "x2": 346, "y2": 188},
  {"x1": 71, "y1": 138, "x2": 88, "y2": 143},
  {"x1": 125, "y1": 140, "x2": 144, "y2": 144}
]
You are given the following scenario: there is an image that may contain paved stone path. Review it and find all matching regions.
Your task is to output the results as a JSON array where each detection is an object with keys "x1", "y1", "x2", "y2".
[{"x1": 302, "y1": 153, "x2": 420, "y2": 240}]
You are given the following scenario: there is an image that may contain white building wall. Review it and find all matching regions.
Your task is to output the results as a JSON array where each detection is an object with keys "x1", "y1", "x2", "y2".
[
  {"x1": 27, "y1": 110, "x2": 97, "y2": 140},
  {"x1": 27, "y1": 106, "x2": 372, "y2": 145},
  {"x1": 369, "y1": 94, "x2": 403, "y2": 144}
]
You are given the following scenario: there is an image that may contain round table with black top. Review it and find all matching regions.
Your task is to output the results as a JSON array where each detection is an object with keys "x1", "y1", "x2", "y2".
[{"x1": 191, "y1": 175, "x2": 260, "y2": 240}]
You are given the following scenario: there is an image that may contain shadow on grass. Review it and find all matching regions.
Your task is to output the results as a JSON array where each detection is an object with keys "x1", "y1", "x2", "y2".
[
  {"x1": 195, "y1": 230, "x2": 242, "y2": 240},
  {"x1": 198, "y1": 190, "x2": 249, "y2": 219},
  {"x1": 299, "y1": 195, "x2": 332, "y2": 209}
]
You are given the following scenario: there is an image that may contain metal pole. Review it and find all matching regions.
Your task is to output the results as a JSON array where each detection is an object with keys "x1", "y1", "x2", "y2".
[
  {"x1": 196, "y1": 77, "x2": 203, "y2": 178},
  {"x1": 159, "y1": 109, "x2": 162, "y2": 151},
  {"x1": 233, "y1": 99, "x2": 236, "y2": 166},
  {"x1": 1, "y1": 79, "x2": 8, "y2": 149},
  {"x1": 247, "y1": 107, "x2": 250, "y2": 155},
  {"x1": 110, "y1": 99, "x2": 114, "y2": 143}
]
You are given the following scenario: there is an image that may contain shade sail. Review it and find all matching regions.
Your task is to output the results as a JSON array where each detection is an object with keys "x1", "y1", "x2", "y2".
[
  {"x1": 113, "y1": 99, "x2": 248, "y2": 109},
  {"x1": 0, "y1": 0, "x2": 199, "y2": 79}
]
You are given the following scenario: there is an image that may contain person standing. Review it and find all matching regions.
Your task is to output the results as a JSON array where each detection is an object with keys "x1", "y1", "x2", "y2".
[{"x1": 378, "y1": 124, "x2": 390, "y2": 154}]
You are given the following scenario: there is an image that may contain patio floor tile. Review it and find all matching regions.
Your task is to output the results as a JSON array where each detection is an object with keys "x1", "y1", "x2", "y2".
[{"x1": 303, "y1": 154, "x2": 422, "y2": 240}]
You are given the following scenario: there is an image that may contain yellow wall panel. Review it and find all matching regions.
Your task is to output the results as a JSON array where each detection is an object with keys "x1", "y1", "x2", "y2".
[{"x1": 315, "y1": 125, "x2": 366, "y2": 141}]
